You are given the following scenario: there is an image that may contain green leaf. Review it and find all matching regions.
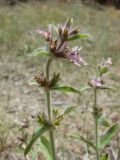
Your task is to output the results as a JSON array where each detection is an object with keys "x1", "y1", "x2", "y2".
[
  {"x1": 98, "y1": 117, "x2": 110, "y2": 128},
  {"x1": 100, "y1": 85, "x2": 116, "y2": 91},
  {"x1": 69, "y1": 133, "x2": 96, "y2": 151},
  {"x1": 39, "y1": 136, "x2": 53, "y2": 160},
  {"x1": 100, "y1": 154, "x2": 108, "y2": 160},
  {"x1": 64, "y1": 106, "x2": 75, "y2": 115},
  {"x1": 98, "y1": 66, "x2": 108, "y2": 75},
  {"x1": 24, "y1": 126, "x2": 50, "y2": 156},
  {"x1": 99, "y1": 123, "x2": 119, "y2": 149},
  {"x1": 52, "y1": 86, "x2": 80, "y2": 94},
  {"x1": 79, "y1": 85, "x2": 91, "y2": 93},
  {"x1": 31, "y1": 47, "x2": 50, "y2": 57},
  {"x1": 68, "y1": 34, "x2": 91, "y2": 41}
]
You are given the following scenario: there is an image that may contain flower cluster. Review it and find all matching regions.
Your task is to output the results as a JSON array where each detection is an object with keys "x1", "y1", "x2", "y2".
[
  {"x1": 34, "y1": 72, "x2": 47, "y2": 88},
  {"x1": 58, "y1": 17, "x2": 79, "y2": 41},
  {"x1": 37, "y1": 109, "x2": 63, "y2": 129},
  {"x1": 37, "y1": 17, "x2": 87, "y2": 66},
  {"x1": 34, "y1": 73, "x2": 60, "y2": 89},
  {"x1": 88, "y1": 57, "x2": 112, "y2": 89}
]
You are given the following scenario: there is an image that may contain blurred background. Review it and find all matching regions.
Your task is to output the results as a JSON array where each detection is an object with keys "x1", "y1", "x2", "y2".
[{"x1": 0, "y1": 0, "x2": 120, "y2": 160}]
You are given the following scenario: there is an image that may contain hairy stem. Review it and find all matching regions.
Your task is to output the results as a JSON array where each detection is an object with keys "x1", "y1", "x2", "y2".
[
  {"x1": 46, "y1": 58, "x2": 56, "y2": 160},
  {"x1": 93, "y1": 89, "x2": 100, "y2": 160}
]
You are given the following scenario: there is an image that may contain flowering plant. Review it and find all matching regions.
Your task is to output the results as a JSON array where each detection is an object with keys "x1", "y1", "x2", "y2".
[
  {"x1": 24, "y1": 17, "x2": 89, "y2": 160},
  {"x1": 70, "y1": 58, "x2": 118, "y2": 160}
]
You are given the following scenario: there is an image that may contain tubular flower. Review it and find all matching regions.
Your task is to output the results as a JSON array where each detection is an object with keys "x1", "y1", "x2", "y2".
[
  {"x1": 68, "y1": 47, "x2": 87, "y2": 66},
  {"x1": 37, "y1": 29, "x2": 51, "y2": 42}
]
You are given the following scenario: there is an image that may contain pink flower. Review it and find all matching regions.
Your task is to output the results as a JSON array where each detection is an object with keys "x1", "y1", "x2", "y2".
[
  {"x1": 37, "y1": 30, "x2": 51, "y2": 42},
  {"x1": 68, "y1": 47, "x2": 87, "y2": 66},
  {"x1": 105, "y1": 57, "x2": 112, "y2": 65},
  {"x1": 88, "y1": 77, "x2": 102, "y2": 88}
]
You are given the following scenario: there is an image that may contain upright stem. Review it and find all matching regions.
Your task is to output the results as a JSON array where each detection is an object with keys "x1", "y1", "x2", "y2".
[
  {"x1": 46, "y1": 58, "x2": 56, "y2": 160},
  {"x1": 93, "y1": 89, "x2": 100, "y2": 160}
]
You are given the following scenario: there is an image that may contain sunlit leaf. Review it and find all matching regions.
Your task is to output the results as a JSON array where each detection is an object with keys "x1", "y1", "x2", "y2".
[
  {"x1": 31, "y1": 47, "x2": 50, "y2": 57},
  {"x1": 100, "y1": 85, "x2": 116, "y2": 91},
  {"x1": 24, "y1": 126, "x2": 50, "y2": 156},
  {"x1": 68, "y1": 34, "x2": 91, "y2": 41},
  {"x1": 64, "y1": 106, "x2": 75, "y2": 115},
  {"x1": 99, "y1": 123, "x2": 118, "y2": 149},
  {"x1": 69, "y1": 133, "x2": 96, "y2": 151},
  {"x1": 39, "y1": 136, "x2": 52, "y2": 160},
  {"x1": 100, "y1": 154, "x2": 108, "y2": 160},
  {"x1": 52, "y1": 86, "x2": 80, "y2": 94},
  {"x1": 79, "y1": 85, "x2": 91, "y2": 93}
]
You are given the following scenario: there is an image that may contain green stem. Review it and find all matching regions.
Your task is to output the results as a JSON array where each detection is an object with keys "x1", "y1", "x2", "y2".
[
  {"x1": 94, "y1": 88, "x2": 100, "y2": 160},
  {"x1": 46, "y1": 58, "x2": 56, "y2": 160}
]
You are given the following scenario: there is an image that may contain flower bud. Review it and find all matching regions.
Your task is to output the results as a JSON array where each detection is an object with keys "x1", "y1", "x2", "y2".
[
  {"x1": 98, "y1": 57, "x2": 112, "y2": 76},
  {"x1": 62, "y1": 28, "x2": 68, "y2": 40},
  {"x1": 37, "y1": 30, "x2": 51, "y2": 42},
  {"x1": 50, "y1": 39, "x2": 57, "y2": 53},
  {"x1": 69, "y1": 27, "x2": 79, "y2": 36}
]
